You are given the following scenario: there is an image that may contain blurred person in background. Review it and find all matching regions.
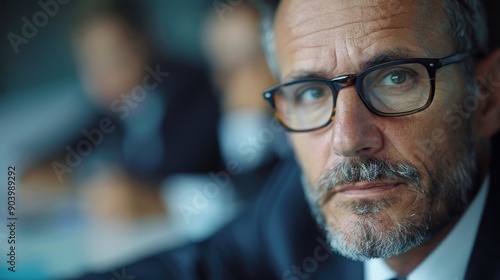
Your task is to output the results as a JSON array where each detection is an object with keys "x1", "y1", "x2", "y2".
[
  {"x1": 203, "y1": 2, "x2": 290, "y2": 205},
  {"x1": 72, "y1": 0, "x2": 222, "y2": 185}
]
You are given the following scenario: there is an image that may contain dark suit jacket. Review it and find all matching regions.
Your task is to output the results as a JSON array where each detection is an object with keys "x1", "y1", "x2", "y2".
[{"x1": 79, "y1": 135, "x2": 500, "y2": 280}]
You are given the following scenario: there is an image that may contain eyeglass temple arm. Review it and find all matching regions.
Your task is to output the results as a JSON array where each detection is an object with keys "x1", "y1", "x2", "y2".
[{"x1": 440, "y1": 51, "x2": 476, "y2": 66}]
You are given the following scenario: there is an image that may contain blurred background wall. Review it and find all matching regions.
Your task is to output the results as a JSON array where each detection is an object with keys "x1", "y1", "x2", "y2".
[{"x1": 1, "y1": 0, "x2": 208, "y2": 94}]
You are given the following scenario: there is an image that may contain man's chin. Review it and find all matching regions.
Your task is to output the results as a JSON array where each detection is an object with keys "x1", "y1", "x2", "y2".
[
  {"x1": 328, "y1": 195, "x2": 402, "y2": 216},
  {"x1": 302, "y1": 176, "x2": 436, "y2": 261},
  {"x1": 321, "y1": 209, "x2": 432, "y2": 261}
]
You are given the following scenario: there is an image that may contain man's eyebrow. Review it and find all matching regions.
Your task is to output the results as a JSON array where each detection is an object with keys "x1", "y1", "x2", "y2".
[
  {"x1": 283, "y1": 70, "x2": 329, "y2": 83},
  {"x1": 359, "y1": 48, "x2": 423, "y2": 70}
]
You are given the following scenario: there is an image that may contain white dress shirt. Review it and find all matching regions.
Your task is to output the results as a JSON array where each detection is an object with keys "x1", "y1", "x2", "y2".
[{"x1": 365, "y1": 175, "x2": 490, "y2": 280}]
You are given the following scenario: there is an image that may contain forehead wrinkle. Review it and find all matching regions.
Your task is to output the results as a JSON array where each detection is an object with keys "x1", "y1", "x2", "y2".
[
  {"x1": 282, "y1": 14, "x2": 414, "y2": 63},
  {"x1": 283, "y1": 18, "x2": 384, "y2": 49},
  {"x1": 281, "y1": 47, "x2": 340, "y2": 81},
  {"x1": 352, "y1": 26, "x2": 418, "y2": 53},
  {"x1": 284, "y1": 1, "x2": 410, "y2": 40},
  {"x1": 283, "y1": 0, "x2": 350, "y2": 28},
  {"x1": 284, "y1": 0, "x2": 406, "y2": 29},
  {"x1": 288, "y1": 7, "x2": 363, "y2": 31}
]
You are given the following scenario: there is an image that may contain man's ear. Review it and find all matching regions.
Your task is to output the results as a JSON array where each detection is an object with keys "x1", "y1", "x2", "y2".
[{"x1": 474, "y1": 48, "x2": 500, "y2": 139}]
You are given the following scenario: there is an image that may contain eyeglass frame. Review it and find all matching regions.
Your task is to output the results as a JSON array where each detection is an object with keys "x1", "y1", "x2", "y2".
[{"x1": 262, "y1": 51, "x2": 475, "y2": 133}]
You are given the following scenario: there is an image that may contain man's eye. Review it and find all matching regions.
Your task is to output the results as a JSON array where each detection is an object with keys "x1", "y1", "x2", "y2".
[
  {"x1": 381, "y1": 71, "x2": 411, "y2": 86},
  {"x1": 296, "y1": 88, "x2": 327, "y2": 103}
]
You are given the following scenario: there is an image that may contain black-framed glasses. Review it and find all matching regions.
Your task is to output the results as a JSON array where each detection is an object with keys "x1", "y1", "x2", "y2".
[{"x1": 263, "y1": 52, "x2": 473, "y2": 132}]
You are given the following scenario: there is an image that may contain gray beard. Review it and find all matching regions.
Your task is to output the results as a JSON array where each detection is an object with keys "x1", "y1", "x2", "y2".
[{"x1": 302, "y1": 138, "x2": 476, "y2": 261}]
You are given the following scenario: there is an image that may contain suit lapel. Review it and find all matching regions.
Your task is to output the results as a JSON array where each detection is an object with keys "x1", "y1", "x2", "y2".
[{"x1": 465, "y1": 138, "x2": 500, "y2": 279}]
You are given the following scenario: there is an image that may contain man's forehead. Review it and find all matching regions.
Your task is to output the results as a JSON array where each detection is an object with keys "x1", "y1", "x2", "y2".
[
  {"x1": 274, "y1": 0, "x2": 450, "y2": 81},
  {"x1": 275, "y1": 0, "x2": 445, "y2": 29},
  {"x1": 278, "y1": 0, "x2": 411, "y2": 25}
]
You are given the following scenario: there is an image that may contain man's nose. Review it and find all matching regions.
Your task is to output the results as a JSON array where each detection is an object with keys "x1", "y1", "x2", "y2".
[{"x1": 330, "y1": 87, "x2": 384, "y2": 157}]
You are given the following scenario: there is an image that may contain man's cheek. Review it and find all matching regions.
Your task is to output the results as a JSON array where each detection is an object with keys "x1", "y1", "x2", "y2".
[
  {"x1": 413, "y1": 127, "x2": 449, "y2": 158},
  {"x1": 290, "y1": 134, "x2": 330, "y2": 184}
]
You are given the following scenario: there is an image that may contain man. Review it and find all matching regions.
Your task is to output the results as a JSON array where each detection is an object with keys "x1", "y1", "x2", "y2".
[
  {"x1": 259, "y1": 0, "x2": 500, "y2": 278},
  {"x1": 80, "y1": 0, "x2": 500, "y2": 279}
]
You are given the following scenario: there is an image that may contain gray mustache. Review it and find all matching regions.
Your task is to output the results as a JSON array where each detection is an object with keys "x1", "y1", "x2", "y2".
[{"x1": 315, "y1": 156, "x2": 422, "y2": 198}]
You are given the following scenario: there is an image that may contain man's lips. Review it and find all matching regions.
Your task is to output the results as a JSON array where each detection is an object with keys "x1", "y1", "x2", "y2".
[
  {"x1": 318, "y1": 181, "x2": 407, "y2": 205},
  {"x1": 334, "y1": 181, "x2": 403, "y2": 196}
]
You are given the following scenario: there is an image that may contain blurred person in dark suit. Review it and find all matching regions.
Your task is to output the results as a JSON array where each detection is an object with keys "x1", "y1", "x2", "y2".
[
  {"x1": 72, "y1": 0, "x2": 222, "y2": 182},
  {"x1": 78, "y1": 0, "x2": 500, "y2": 279}
]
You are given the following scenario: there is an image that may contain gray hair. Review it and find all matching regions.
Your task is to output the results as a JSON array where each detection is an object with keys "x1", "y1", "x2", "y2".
[
  {"x1": 259, "y1": 0, "x2": 489, "y2": 88},
  {"x1": 442, "y1": 0, "x2": 489, "y2": 94},
  {"x1": 442, "y1": 0, "x2": 488, "y2": 54}
]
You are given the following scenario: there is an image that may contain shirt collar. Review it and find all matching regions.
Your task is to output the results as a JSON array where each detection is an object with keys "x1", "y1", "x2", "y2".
[{"x1": 365, "y1": 175, "x2": 490, "y2": 280}]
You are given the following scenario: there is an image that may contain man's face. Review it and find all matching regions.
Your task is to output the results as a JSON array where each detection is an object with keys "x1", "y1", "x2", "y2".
[
  {"x1": 75, "y1": 16, "x2": 148, "y2": 106},
  {"x1": 274, "y1": 0, "x2": 478, "y2": 260}
]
